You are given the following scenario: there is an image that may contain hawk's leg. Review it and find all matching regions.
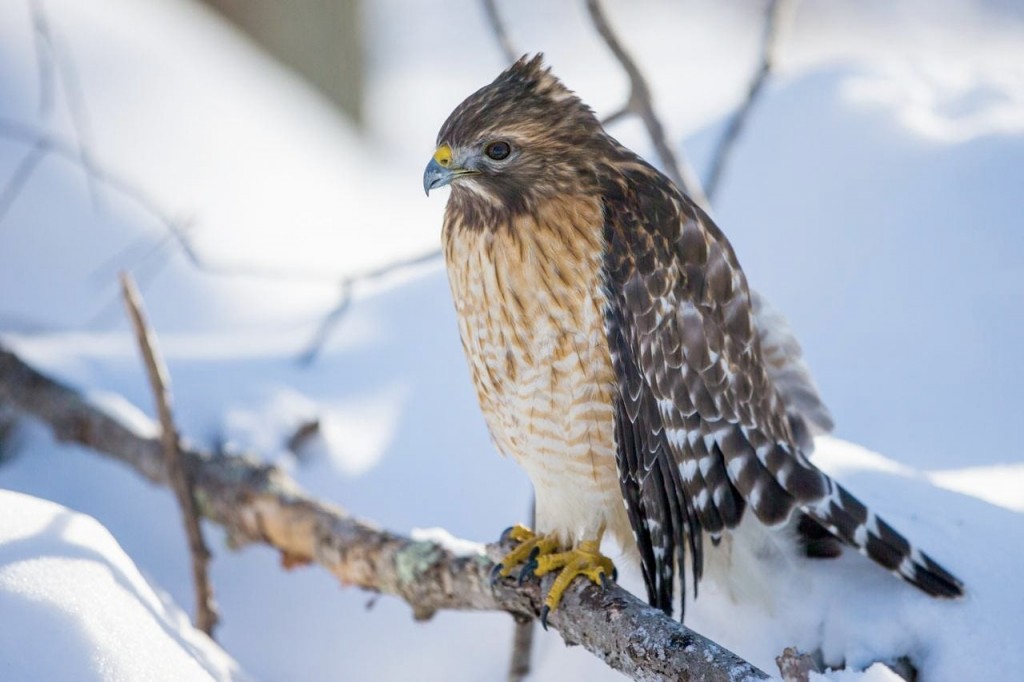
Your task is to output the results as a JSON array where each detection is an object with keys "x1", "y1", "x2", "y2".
[{"x1": 492, "y1": 525, "x2": 617, "y2": 629}]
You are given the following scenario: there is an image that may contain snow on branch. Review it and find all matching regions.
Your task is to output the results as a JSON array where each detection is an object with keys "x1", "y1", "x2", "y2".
[{"x1": 0, "y1": 345, "x2": 770, "y2": 682}]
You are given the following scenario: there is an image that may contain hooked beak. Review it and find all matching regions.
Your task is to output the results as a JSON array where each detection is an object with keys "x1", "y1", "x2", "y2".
[
  {"x1": 424, "y1": 143, "x2": 475, "y2": 196},
  {"x1": 423, "y1": 156, "x2": 454, "y2": 196}
]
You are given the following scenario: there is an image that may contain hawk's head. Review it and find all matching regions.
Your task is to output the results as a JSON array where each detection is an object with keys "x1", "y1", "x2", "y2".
[{"x1": 424, "y1": 55, "x2": 606, "y2": 214}]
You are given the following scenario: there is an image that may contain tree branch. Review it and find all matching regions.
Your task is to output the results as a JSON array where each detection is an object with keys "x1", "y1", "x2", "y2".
[
  {"x1": 119, "y1": 273, "x2": 218, "y2": 636},
  {"x1": 479, "y1": 0, "x2": 712, "y2": 210},
  {"x1": 0, "y1": 136, "x2": 49, "y2": 224},
  {"x1": 481, "y1": 0, "x2": 519, "y2": 64},
  {"x1": 776, "y1": 647, "x2": 820, "y2": 682},
  {"x1": 585, "y1": 0, "x2": 711, "y2": 212},
  {"x1": 296, "y1": 247, "x2": 442, "y2": 365},
  {"x1": 704, "y1": 0, "x2": 791, "y2": 202},
  {"x1": 0, "y1": 344, "x2": 770, "y2": 682},
  {"x1": 506, "y1": 495, "x2": 536, "y2": 682},
  {"x1": 28, "y1": 0, "x2": 102, "y2": 209}
]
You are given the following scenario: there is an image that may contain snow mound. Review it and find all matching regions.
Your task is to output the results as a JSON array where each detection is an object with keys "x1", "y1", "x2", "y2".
[{"x1": 0, "y1": 489, "x2": 246, "y2": 682}]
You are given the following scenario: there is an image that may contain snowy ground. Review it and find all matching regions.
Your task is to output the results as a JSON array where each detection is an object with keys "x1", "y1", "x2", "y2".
[{"x1": 1, "y1": 0, "x2": 1022, "y2": 680}]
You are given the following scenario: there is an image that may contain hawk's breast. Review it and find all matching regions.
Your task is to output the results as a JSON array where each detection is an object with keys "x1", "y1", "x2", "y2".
[{"x1": 442, "y1": 194, "x2": 628, "y2": 542}]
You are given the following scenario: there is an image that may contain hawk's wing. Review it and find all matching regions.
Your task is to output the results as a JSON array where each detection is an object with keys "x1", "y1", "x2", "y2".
[
  {"x1": 749, "y1": 289, "x2": 834, "y2": 450},
  {"x1": 601, "y1": 168, "x2": 833, "y2": 617},
  {"x1": 601, "y1": 163, "x2": 962, "y2": 616}
]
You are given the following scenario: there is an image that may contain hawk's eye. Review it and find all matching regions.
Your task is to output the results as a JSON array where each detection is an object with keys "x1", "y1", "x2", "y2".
[{"x1": 484, "y1": 141, "x2": 511, "y2": 161}]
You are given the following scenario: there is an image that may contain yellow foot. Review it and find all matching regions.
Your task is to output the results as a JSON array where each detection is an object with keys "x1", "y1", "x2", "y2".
[
  {"x1": 490, "y1": 525, "x2": 560, "y2": 585},
  {"x1": 534, "y1": 540, "x2": 616, "y2": 628},
  {"x1": 491, "y1": 527, "x2": 617, "y2": 630}
]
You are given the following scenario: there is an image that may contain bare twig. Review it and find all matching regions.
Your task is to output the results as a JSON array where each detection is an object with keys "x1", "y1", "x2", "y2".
[
  {"x1": 0, "y1": 118, "x2": 442, "y2": 348},
  {"x1": 0, "y1": 407, "x2": 17, "y2": 465},
  {"x1": 776, "y1": 647, "x2": 820, "y2": 682},
  {"x1": 481, "y1": 0, "x2": 519, "y2": 64},
  {"x1": 585, "y1": 0, "x2": 711, "y2": 211},
  {"x1": 28, "y1": 0, "x2": 55, "y2": 117},
  {"x1": 28, "y1": 0, "x2": 102, "y2": 209},
  {"x1": 297, "y1": 248, "x2": 442, "y2": 365},
  {"x1": 7, "y1": 3, "x2": 441, "y2": 352},
  {"x1": 600, "y1": 105, "x2": 631, "y2": 127},
  {"x1": 506, "y1": 495, "x2": 536, "y2": 682},
  {"x1": 0, "y1": 120, "x2": 437, "y2": 325},
  {"x1": 298, "y1": 281, "x2": 354, "y2": 366},
  {"x1": 0, "y1": 119, "x2": 342, "y2": 288},
  {"x1": 507, "y1": 614, "x2": 535, "y2": 682},
  {"x1": 119, "y1": 274, "x2": 219, "y2": 637},
  {"x1": 0, "y1": 137, "x2": 50, "y2": 224},
  {"x1": 286, "y1": 418, "x2": 322, "y2": 458},
  {"x1": 0, "y1": 118, "x2": 195, "y2": 267},
  {"x1": 0, "y1": 346, "x2": 771, "y2": 682},
  {"x1": 0, "y1": 114, "x2": 444, "y2": 353},
  {"x1": 704, "y1": 0, "x2": 792, "y2": 202}
]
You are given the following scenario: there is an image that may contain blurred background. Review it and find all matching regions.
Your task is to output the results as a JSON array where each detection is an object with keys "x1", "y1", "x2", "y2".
[{"x1": 0, "y1": 0, "x2": 1022, "y2": 680}]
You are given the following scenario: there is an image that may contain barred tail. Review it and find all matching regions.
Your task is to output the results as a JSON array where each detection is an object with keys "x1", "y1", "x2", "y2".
[{"x1": 804, "y1": 481, "x2": 964, "y2": 598}]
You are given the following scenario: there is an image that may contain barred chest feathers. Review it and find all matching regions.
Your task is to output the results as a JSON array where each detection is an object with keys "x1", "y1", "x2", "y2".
[{"x1": 442, "y1": 195, "x2": 633, "y2": 547}]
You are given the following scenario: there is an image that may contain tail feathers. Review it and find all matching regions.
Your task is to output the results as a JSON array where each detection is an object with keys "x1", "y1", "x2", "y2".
[
  {"x1": 795, "y1": 513, "x2": 843, "y2": 559},
  {"x1": 805, "y1": 482, "x2": 964, "y2": 598}
]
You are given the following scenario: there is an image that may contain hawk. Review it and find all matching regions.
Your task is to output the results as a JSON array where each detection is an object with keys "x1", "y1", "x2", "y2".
[{"x1": 424, "y1": 55, "x2": 963, "y2": 623}]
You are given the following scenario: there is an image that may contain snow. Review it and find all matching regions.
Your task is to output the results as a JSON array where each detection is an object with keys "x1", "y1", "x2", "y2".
[
  {"x1": 1, "y1": 0, "x2": 1022, "y2": 680},
  {"x1": 410, "y1": 528, "x2": 487, "y2": 558},
  {"x1": 0, "y1": 489, "x2": 245, "y2": 682}
]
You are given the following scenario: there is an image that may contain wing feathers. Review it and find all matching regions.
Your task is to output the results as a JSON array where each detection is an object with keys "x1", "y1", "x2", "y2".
[{"x1": 601, "y1": 156, "x2": 963, "y2": 618}]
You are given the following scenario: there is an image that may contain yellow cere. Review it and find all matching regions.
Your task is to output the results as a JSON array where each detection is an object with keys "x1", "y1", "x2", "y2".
[{"x1": 433, "y1": 144, "x2": 453, "y2": 167}]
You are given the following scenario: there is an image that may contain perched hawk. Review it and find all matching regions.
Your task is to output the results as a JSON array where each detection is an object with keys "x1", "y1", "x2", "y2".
[{"x1": 424, "y1": 55, "x2": 963, "y2": 622}]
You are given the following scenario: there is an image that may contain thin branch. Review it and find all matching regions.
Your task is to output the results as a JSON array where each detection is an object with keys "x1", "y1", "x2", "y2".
[
  {"x1": 298, "y1": 282, "x2": 353, "y2": 366},
  {"x1": 776, "y1": 647, "x2": 820, "y2": 682},
  {"x1": 0, "y1": 117, "x2": 443, "y2": 357},
  {"x1": 297, "y1": 248, "x2": 442, "y2": 365},
  {"x1": 119, "y1": 274, "x2": 219, "y2": 637},
  {"x1": 0, "y1": 119, "x2": 344, "y2": 288},
  {"x1": 0, "y1": 345, "x2": 770, "y2": 682},
  {"x1": 585, "y1": 0, "x2": 711, "y2": 212},
  {"x1": 8, "y1": 3, "x2": 443, "y2": 350},
  {"x1": 0, "y1": 138, "x2": 50, "y2": 224},
  {"x1": 506, "y1": 495, "x2": 537, "y2": 682},
  {"x1": 481, "y1": 0, "x2": 519, "y2": 64},
  {"x1": 28, "y1": 0, "x2": 55, "y2": 117},
  {"x1": 704, "y1": 0, "x2": 791, "y2": 202},
  {"x1": 600, "y1": 105, "x2": 631, "y2": 127},
  {"x1": 0, "y1": 406, "x2": 17, "y2": 466},
  {"x1": 507, "y1": 614, "x2": 535, "y2": 682},
  {"x1": 0, "y1": 116, "x2": 444, "y2": 348},
  {"x1": 28, "y1": 0, "x2": 102, "y2": 209},
  {"x1": 0, "y1": 118, "x2": 194, "y2": 263}
]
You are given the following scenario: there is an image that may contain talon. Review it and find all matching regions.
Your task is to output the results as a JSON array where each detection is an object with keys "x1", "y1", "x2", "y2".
[
  {"x1": 489, "y1": 562, "x2": 505, "y2": 586},
  {"x1": 518, "y1": 555, "x2": 538, "y2": 585},
  {"x1": 490, "y1": 528, "x2": 615, "y2": 621},
  {"x1": 500, "y1": 524, "x2": 536, "y2": 545},
  {"x1": 492, "y1": 526, "x2": 558, "y2": 581},
  {"x1": 611, "y1": 566, "x2": 618, "y2": 582}
]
